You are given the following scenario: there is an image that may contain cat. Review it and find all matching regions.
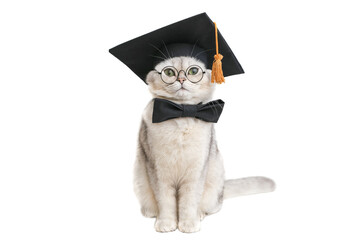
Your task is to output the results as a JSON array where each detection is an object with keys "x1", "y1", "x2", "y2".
[{"x1": 133, "y1": 56, "x2": 275, "y2": 233}]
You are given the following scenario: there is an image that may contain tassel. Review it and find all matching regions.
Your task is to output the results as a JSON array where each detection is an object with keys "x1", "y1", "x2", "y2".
[
  {"x1": 211, "y1": 22, "x2": 225, "y2": 84},
  {"x1": 211, "y1": 53, "x2": 225, "y2": 84}
]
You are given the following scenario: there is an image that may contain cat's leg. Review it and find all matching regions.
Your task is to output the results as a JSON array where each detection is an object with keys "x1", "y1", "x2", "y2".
[
  {"x1": 153, "y1": 182, "x2": 177, "y2": 232},
  {"x1": 199, "y1": 151, "x2": 225, "y2": 220},
  {"x1": 177, "y1": 127, "x2": 221, "y2": 232},
  {"x1": 177, "y1": 175, "x2": 204, "y2": 233},
  {"x1": 133, "y1": 147, "x2": 158, "y2": 218}
]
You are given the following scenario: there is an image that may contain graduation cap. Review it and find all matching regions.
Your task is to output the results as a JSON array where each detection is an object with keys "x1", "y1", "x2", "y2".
[{"x1": 109, "y1": 12, "x2": 244, "y2": 84}]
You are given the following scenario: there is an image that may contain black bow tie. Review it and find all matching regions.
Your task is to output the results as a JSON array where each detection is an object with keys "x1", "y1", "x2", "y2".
[{"x1": 152, "y1": 98, "x2": 225, "y2": 123}]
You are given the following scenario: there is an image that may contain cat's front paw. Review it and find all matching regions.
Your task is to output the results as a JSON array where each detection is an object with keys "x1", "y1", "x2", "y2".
[
  {"x1": 178, "y1": 219, "x2": 201, "y2": 233},
  {"x1": 154, "y1": 218, "x2": 177, "y2": 232},
  {"x1": 141, "y1": 206, "x2": 158, "y2": 218}
]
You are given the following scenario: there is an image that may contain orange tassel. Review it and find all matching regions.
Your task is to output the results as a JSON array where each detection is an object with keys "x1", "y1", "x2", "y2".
[
  {"x1": 211, "y1": 53, "x2": 225, "y2": 84},
  {"x1": 211, "y1": 22, "x2": 225, "y2": 84}
]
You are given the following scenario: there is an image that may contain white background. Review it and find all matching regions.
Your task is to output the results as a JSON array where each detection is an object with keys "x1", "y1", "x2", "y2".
[{"x1": 1, "y1": 0, "x2": 359, "y2": 239}]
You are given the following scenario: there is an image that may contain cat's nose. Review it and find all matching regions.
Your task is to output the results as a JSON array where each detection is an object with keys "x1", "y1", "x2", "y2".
[
  {"x1": 177, "y1": 72, "x2": 186, "y2": 84},
  {"x1": 178, "y1": 77, "x2": 186, "y2": 84}
]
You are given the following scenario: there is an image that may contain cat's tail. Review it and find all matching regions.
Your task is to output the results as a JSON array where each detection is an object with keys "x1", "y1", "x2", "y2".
[{"x1": 223, "y1": 177, "x2": 276, "y2": 199}]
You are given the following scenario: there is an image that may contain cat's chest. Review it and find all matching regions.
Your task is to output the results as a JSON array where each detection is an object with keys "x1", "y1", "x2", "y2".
[
  {"x1": 143, "y1": 100, "x2": 212, "y2": 153},
  {"x1": 150, "y1": 118, "x2": 210, "y2": 143},
  {"x1": 143, "y1": 101, "x2": 213, "y2": 170},
  {"x1": 147, "y1": 118, "x2": 212, "y2": 166}
]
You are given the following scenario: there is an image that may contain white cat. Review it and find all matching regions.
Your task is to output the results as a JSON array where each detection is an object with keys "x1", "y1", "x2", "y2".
[{"x1": 133, "y1": 56, "x2": 275, "y2": 233}]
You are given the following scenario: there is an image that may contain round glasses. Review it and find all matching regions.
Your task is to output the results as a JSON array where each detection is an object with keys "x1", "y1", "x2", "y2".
[{"x1": 156, "y1": 65, "x2": 205, "y2": 84}]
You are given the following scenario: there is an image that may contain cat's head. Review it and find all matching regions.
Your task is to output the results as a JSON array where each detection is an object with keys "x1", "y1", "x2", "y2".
[{"x1": 145, "y1": 56, "x2": 215, "y2": 104}]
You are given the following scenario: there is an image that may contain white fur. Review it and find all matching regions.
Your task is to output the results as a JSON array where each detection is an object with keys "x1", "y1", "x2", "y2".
[{"x1": 133, "y1": 57, "x2": 275, "y2": 233}]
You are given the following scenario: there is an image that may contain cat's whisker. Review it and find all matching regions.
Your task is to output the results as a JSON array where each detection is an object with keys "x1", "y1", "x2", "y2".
[
  {"x1": 149, "y1": 43, "x2": 168, "y2": 59},
  {"x1": 211, "y1": 101, "x2": 220, "y2": 119},
  {"x1": 207, "y1": 100, "x2": 217, "y2": 119},
  {"x1": 162, "y1": 40, "x2": 171, "y2": 59},
  {"x1": 190, "y1": 39, "x2": 199, "y2": 57},
  {"x1": 165, "y1": 82, "x2": 181, "y2": 91},
  {"x1": 149, "y1": 55, "x2": 166, "y2": 61},
  {"x1": 215, "y1": 100, "x2": 223, "y2": 109},
  {"x1": 194, "y1": 48, "x2": 214, "y2": 58}
]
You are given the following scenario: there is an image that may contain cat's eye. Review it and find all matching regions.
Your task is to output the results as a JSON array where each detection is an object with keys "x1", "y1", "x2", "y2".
[
  {"x1": 157, "y1": 65, "x2": 205, "y2": 84},
  {"x1": 164, "y1": 68, "x2": 175, "y2": 77},
  {"x1": 187, "y1": 67, "x2": 199, "y2": 75},
  {"x1": 185, "y1": 65, "x2": 204, "y2": 83},
  {"x1": 159, "y1": 66, "x2": 178, "y2": 84}
]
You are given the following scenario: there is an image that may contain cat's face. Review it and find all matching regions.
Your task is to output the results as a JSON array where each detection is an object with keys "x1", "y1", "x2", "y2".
[{"x1": 146, "y1": 57, "x2": 215, "y2": 104}]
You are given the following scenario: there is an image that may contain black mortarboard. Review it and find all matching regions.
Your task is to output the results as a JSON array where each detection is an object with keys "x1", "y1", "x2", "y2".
[{"x1": 109, "y1": 12, "x2": 244, "y2": 84}]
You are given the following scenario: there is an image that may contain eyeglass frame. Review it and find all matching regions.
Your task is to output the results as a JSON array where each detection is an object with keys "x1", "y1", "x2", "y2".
[{"x1": 155, "y1": 65, "x2": 206, "y2": 84}]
